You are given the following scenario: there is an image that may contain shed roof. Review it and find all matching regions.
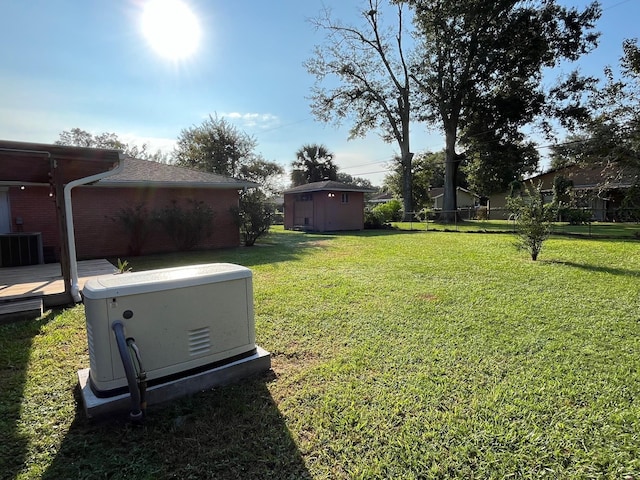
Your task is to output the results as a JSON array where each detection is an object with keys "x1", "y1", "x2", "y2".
[
  {"x1": 283, "y1": 180, "x2": 376, "y2": 194},
  {"x1": 95, "y1": 157, "x2": 256, "y2": 189}
]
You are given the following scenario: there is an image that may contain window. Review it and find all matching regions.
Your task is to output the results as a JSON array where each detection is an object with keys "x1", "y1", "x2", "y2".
[
  {"x1": 297, "y1": 193, "x2": 312, "y2": 201},
  {"x1": 341, "y1": 192, "x2": 349, "y2": 204}
]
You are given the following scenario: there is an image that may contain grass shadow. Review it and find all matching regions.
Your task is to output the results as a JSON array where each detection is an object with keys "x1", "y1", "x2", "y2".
[
  {"x1": 0, "y1": 310, "x2": 57, "y2": 480},
  {"x1": 42, "y1": 373, "x2": 311, "y2": 479},
  {"x1": 544, "y1": 259, "x2": 640, "y2": 277},
  {"x1": 120, "y1": 228, "x2": 338, "y2": 271}
]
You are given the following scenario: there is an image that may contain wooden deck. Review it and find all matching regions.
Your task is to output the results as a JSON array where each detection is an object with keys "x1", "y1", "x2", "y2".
[{"x1": 0, "y1": 259, "x2": 117, "y2": 302}]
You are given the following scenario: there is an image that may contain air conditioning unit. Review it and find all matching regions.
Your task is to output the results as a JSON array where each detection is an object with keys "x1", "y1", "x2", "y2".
[{"x1": 82, "y1": 263, "x2": 258, "y2": 398}]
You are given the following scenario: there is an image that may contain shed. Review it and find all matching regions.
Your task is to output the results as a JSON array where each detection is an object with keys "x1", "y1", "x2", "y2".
[{"x1": 283, "y1": 181, "x2": 375, "y2": 232}]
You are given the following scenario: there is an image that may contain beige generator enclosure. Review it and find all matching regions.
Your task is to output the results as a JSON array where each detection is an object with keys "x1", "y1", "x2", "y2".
[{"x1": 83, "y1": 263, "x2": 256, "y2": 396}]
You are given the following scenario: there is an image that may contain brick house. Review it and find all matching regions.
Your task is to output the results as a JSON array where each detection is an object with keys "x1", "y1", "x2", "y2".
[
  {"x1": 1, "y1": 145, "x2": 254, "y2": 263},
  {"x1": 487, "y1": 163, "x2": 637, "y2": 221},
  {"x1": 283, "y1": 181, "x2": 375, "y2": 232}
]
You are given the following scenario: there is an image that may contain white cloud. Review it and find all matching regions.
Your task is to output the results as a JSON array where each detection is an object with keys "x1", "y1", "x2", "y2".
[
  {"x1": 119, "y1": 133, "x2": 177, "y2": 155},
  {"x1": 220, "y1": 112, "x2": 279, "y2": 130}
]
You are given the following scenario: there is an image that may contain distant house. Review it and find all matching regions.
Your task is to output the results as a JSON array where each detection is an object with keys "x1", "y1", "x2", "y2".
[
  {"x1": 283, "y1": 181, "x2": 376, "y2": 232},
  {"x1": 368, "y1": 192, "x2": 395, "y2": 206},
  {"x1": 430, "y1": 187, "x2": 479, "y2": 210},
  {"x1": 487, "y1": 163, "x2": 637, "y2": 221},
  {"x1": 1, "y1": 152, "x2": 255, "y2": 262}
]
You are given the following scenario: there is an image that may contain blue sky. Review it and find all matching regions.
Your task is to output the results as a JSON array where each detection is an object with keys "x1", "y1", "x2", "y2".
[{"x1": 1, "y1": 0, "x2": 638, "y2": 186}]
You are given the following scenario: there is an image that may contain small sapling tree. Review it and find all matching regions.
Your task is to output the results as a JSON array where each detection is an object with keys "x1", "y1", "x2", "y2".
[
  {"x1": 231, "y1": 190, "x2": 276, "y2": 246},
  {"x1": 507, "y1": 183, "x2": 557, "y2": 261}
]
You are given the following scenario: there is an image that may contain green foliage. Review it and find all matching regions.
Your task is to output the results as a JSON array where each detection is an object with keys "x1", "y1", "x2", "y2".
[
  {"x1": 372, "y1": 199, "x2": 403, "y2": 223},
  {"x1": 336, "y1": 172, "x2": 375, "y2": 190},
  {"x1": 156, "y1": 199, "x2": 214, "y2": 251},
  {"x1": 174, "y1": 114, "x2": 257, "y2": 177},
  {"x1": 56, "y1": 128, "x2": 168, "y2": 162},
  {"x1": 306, "y1": 4, "x2": 415, "y2": 215},
  {"x1": 383, "y1": 150, "x2": 458, "y2": 210},
  {"x1": 410, "y1": 0, "x2": 600, "y2": 215},
  {"x1": 364, "y1": 209, "x2": 387, "y2": 229},
  {"x1": 552, "y1": 175, "x2": 574, "y2": 205},
  {"x1": 116, "y1": 258, "x2": 132, "y2": 273},
  {"x1": 463, "y1": 140, "x2": 539, "y2": 196},
  {"x1": 507, "y1": 184, "x2": 557, "y2": 260},
  {"x1": 290, "y1": 144, "x2": 337, "y2": 186},
  {"x1": 237, "y1": 156, "x2": 284, "y2": 195},
  {"x1": 110, "y1": 203, "x2": 154, "y2": 256},
  {"x1": 620, "y1": 184, "x2": 640, "y2": 222},
  {"x1": 557, "y1": 206, "x2": 592, "y2": 225},
  {"x1": 230, "y1": 190, "x2": 276, "y2": 246}
]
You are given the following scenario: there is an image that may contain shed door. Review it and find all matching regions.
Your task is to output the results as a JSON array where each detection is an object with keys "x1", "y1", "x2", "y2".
[
  {"x1": 0, "y1": 189, "x2": 10, "y2": 233},
  {"x1": 294, "y1": 200, "x2": 313, "y2": 228}
]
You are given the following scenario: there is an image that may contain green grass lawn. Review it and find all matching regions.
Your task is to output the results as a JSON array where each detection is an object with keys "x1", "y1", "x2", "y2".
[
  {"x1": 392, "y1": 219, "x2": 640, "y2": 238},
  {"x1": 2, "y1": 227, "x2": 640, "y2": 479}
]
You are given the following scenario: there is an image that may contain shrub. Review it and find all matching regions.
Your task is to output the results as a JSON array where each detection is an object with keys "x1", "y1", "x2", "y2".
[
  {"x1": 364, "y1": 209, "x2": 387, "y2": 229},
  {"x1": 372, "y1": 199, "x2": 403, "y2": 223},
  {"x1": 230, "y1": 190, "x2": 275, "y2": 246},
  {"x1": 156, "y1": 199, "x2": 214, "y2": 251},
  {"x1": 110, "y1": 203, "x2": 153, "y2": 256},
  {"x1": 507, "y1": 184, "x2": 557, "y2": 261},
  {"x1": 558, "y1": 206, "x2": 592, "y2": 225},
  {"x1": 476, "y1": 206, "x2": 488, "y2": 220}
]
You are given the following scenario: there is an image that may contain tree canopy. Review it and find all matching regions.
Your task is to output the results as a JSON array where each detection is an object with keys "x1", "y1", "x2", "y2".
[
  {"x1": 409, "y1": 0, "x2": 600, "y2": 220},
  {"x1": 383, "y1": 150, "x2": 462, "y2": 211},
  {"x1": 56, "y1": 128, "x2": 168, "y2": 162},
  {"x1": 552, "y1": 39, "x2": 640, "y2": 178},
  {"x1": 173, "y1": 114, "x2": 283, "y2": 193},
  {"x1": 306, "y1": 0, "x2": 415, "y2": 219},
  {"x1": 290, "y1": 144, "x2": 338, "y2": 186},
  {"x1": 174, "y1": 115, "x2": 257, "y2": 177}
]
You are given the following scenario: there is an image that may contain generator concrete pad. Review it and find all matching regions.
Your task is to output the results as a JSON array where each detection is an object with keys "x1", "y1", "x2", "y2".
[{"x1": 78, "y1": 346, "x2": 271, "y2": 419}]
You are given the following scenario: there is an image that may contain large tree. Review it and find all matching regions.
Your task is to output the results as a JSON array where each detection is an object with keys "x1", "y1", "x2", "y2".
[
  {"x1": 174, "y1": 114, "x2": 283, "y2": 192},
  {"x1": 290, "y1": 144, "x2": 338, "y2": 186},
  {"x1": 174, "y1": 115, "x2": 257, "y2": 177},
  {"x1": 383, "y1": 150, "x2": 461, "y2": 210},
  {"x1": 409, "y1": 0, "x2": 600, "y2": 221},
  {"x1": 556, "y1": 39, "x2": 640, "y2": 176},
  {"x1": 56, "y1": 128, "x2": 168, "y2": 162},
  {"x1": 306, "y1": 0, "x2": 415, "y2": 220}
]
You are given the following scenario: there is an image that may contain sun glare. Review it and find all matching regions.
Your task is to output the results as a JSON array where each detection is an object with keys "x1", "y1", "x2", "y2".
[{"x1": 141, "y1": 0, "x2": 201, "y2": 61}]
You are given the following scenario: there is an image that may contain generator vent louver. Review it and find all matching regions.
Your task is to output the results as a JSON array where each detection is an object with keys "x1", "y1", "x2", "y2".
[
  {"x1": 188, "y1": 326, "x2": 211, "y2": 356},
  {"x1": 86, "y1": 321, "x2": 96, "y2": 360}
]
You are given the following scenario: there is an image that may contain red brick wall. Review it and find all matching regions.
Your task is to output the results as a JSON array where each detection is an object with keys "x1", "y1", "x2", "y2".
[
  {"x1": 9, "y1": 185, "x2": 240, "y2": 260},
  {"x1": 284, "y1": 190, "x2": 365, "y2": 232},
  {"x1": 8, "y1": 187, "x2": 59, "y2": 260}
]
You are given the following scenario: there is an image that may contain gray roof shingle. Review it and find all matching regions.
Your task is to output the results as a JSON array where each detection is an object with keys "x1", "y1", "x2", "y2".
[
  {"x1": 96, "y1": 157, "x2": 256, "y2": 189},
  {"x1": 283, "y1": 180, "x2": 376, "y2": 194}
]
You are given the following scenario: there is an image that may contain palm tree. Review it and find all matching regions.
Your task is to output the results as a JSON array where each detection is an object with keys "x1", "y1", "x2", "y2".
[{"x1": 291, "y1": 144, "x2": 338, "y2": 186}]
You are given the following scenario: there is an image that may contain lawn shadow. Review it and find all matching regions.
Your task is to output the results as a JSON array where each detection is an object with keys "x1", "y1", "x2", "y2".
[
  {"x1": 123, "y1": 229, "x2": 338, "y2": 271},
  {"x1": 0, "y1": 311, "x2": 56, "y2": 480},
  {"x1": 42, "y1": 373, "x2": 311, "y2": 479},
  {"x1": 544, "y1": 259, "x2": 640, "y2": 278}
]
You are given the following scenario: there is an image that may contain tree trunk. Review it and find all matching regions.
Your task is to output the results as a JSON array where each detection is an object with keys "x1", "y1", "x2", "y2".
[
  {"x1": 401, "y1": 149, "x2": 414, "y2": 221},
  {"x1": 442, "y1": 126, "x2": 459, "y2": 223}
]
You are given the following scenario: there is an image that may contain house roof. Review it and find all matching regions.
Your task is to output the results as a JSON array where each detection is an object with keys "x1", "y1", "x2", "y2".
[
  {"x1": 283, "y1": 180, "x2": 376, "y2": 194},
  {"x1": 0, "y1": 139, "x2": 121, "y2": 185},
  {"x1": 526, "y1": 163, "x2": 637, "y2": 191},
  {"x1": 368, "y1": 192, "x2": 395, "y2": 204},
  {"x1": 429, "y1": 186, "x2": 478, "y2": 200},
  {"x1": 95, "y1": 157, "x2": 256, "y2": 189}
]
